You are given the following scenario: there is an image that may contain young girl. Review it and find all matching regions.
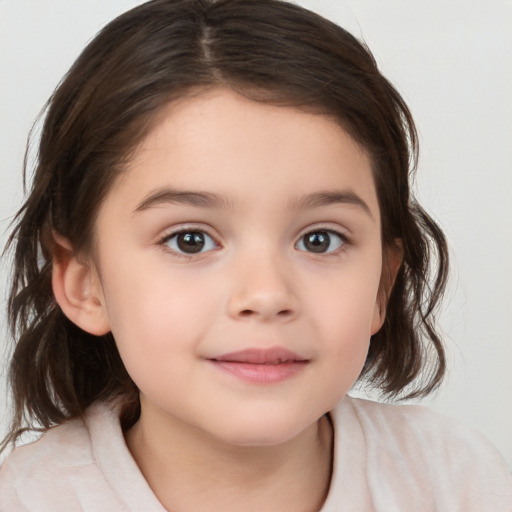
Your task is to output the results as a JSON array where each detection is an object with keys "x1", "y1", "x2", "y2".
[{"x1": 1, "y1": 0, "x2": 511, "y2": 510}]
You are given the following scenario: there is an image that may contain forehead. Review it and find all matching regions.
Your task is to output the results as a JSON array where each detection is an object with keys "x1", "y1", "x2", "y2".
[{"x1": 103, "y1": 88, "x2": 379, "y2": 218}]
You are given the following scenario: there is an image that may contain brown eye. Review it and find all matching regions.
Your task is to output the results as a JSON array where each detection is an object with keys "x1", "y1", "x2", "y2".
[
  {"x1": 296, "y1": 230, "x2": 344, "y2": 254},
  {"x1": 165, "y1": 231, "x2": 216, "y2": 254}
]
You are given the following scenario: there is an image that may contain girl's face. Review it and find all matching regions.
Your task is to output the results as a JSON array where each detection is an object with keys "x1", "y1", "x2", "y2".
[{"x1": 90, "y1": 88, "x2": 385, "y2": 446}]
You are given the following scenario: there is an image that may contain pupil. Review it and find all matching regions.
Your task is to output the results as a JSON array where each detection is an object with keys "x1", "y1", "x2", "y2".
[
  {"x1": 305, "y1": 231, "x2": 330, "y2": 253},
  {"x1": 177, "y1": 232, "x2": 205, "y2": 253}
]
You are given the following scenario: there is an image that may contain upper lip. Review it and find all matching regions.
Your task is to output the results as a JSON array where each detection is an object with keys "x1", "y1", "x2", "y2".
[{"x1": 210, "y1": 347, "x2": 308, "y2": 364}]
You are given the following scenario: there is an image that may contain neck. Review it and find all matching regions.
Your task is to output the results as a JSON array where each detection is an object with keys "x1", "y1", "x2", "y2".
[{"x1": 125, "y1": 404, "x2": 333, "y2": 512}]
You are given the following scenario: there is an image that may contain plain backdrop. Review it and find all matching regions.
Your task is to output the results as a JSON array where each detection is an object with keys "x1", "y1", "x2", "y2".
[{"x1": 1, "y1": 0, "x2": 511, "y2": 469}]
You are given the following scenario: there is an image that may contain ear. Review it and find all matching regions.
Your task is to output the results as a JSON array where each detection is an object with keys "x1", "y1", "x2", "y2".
[
  {"x1": 371, "y1": 240, "x2": 403, "y2": 335},
  {"x1": 52, "y1": 233, "x2": 110, "y2": 336}
]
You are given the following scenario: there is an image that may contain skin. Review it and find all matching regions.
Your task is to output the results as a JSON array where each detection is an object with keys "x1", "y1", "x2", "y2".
[{"x1": 53, "y1": 88, "x2": 394, "y2": 511}]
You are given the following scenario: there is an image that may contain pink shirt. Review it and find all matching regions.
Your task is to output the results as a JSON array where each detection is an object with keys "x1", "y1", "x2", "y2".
[{"x1": 1, "y1": 396, "x2": 511, "y2": 511}]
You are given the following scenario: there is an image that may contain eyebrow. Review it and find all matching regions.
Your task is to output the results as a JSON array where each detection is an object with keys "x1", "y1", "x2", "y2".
[
  {"x1": 134, "y1": 188, "x2": 235, "y2": 212},
  {"x1": 134, "y1": 187, "x2": 373, "y2": 218},
  {"x1": 290, "y1": 190, "x2": 373, "y2": 218}
]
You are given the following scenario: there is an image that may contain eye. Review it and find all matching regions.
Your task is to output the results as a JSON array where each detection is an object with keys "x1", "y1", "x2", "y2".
[
  {"x1": 295, "y1": 230, "x2": 345, "y2": 254},
  {"x1": 163, "y1": 230, "x2": 217, "y2": 255}
]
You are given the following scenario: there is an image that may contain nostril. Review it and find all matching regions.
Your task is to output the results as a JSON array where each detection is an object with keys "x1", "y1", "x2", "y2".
[{"x1": 238, "y1": 309, "x2": 291, "y2": 318}]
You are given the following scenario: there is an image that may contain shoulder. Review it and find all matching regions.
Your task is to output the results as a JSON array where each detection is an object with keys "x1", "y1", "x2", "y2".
[
  {"x1": 341, "y1": 396, "x2": 506, "y2": 463},
  {"x1": 1, "y1": 414, "x2": 94, "y2": 470},
  {"x1": 0, "y1": 402, "x2": 125, "y2": 512},
  {"x1": 330, "y1": 396, "x2": 512, "y2": 510},
  {"x1": 0, "y1": 416, "x2": 93, "y2": 511}
]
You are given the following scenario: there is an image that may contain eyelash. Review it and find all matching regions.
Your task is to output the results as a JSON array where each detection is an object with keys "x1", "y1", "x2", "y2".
[
  {"x1": 157, "y1": 226, "x2": 219, "y2": 260},
  {"x1": 295, "y1": 227, "x2": 350, "y2": 255},
  {"x1": 157, "y1": 225, "x2": 350, "y2": 259}
]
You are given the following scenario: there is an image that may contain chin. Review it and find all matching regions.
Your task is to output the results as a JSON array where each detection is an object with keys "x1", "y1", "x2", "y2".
[{"x1": 210, "y1": 414, "x2": 316, "y2": 448}]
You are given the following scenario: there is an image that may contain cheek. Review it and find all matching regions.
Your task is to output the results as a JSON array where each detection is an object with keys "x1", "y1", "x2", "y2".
[
  {"x1": 99, "y1": 261, "x2": 214, "y2": 361},
  {"x1": 301, "y1": 253, "x2": 381, "y2": 383},
  {"x1": 307, "y1": 254, "x2": 382, "y2": 336}
]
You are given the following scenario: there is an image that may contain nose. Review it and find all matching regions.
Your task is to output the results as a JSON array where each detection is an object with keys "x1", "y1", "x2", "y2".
[{"x1": 226, "y1": 253, "x2": 299, "y2": 323}]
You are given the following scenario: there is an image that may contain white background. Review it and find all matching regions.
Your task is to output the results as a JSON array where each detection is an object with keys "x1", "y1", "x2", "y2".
[{"x1": 1, "y1": 0, "x2": 511, "y2": 469}]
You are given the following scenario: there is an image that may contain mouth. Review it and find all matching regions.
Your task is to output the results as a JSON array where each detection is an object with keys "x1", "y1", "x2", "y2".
[{"x1": 207, "y1": 347, "x2": 309, "y2": 384}]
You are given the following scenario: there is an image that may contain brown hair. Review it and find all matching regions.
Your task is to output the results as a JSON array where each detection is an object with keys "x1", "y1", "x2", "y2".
[{"x1": 2, "y1": 0, "x2": 448, "y2": 450}]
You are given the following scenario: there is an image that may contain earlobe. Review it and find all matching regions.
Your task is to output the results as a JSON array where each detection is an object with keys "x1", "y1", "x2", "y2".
[
  {"x1": 370, "y1": 301, "x2": 385, "y2": 335},
  {"x1": 51, "y1": 233, "x2": 110, "y2": 336},
  {"x1": 371, "y1": 240, "x2": 403, "y2": 335}
]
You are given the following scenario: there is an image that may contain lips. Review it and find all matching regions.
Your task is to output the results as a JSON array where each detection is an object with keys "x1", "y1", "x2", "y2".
[
  {"x1": 208, "y1": 347, "x2": 309, "y2": 384},
  {"x1": 211, "y1": 347, "x2": 307, "y2": 364}
]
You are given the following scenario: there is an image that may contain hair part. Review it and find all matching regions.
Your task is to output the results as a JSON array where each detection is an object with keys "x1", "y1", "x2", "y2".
[{"x1": 2, "y1": 0, "x2": 448, "y2": 451}]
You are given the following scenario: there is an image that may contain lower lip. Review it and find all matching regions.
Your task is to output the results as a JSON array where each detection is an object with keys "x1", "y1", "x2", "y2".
[{"x1": 209, "y1": 361, "x2": 308, "y2": 384}]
